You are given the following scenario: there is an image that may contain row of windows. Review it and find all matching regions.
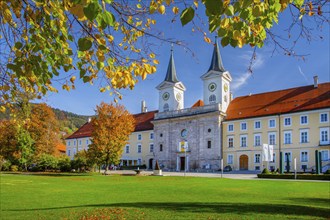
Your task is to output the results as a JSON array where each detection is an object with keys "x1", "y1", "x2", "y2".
[
  {"x1": 227, "y1": 112, "x2": 329, "y2": 132},
  {"x1": 125, "y1": 144, "x2": 154, "y2": 154},
  {"x1": 67, "y1": 139, "x2": 89, "y2": 146},
  {"x1": 227, "y1": 151, "x2": 329, "y2": 165},
  {"x1": 227, "y1": 128, "x2": 329, "y2": 148},
  {"x1": 137, "y1": 133, "x2": 154, "y2": 141}
]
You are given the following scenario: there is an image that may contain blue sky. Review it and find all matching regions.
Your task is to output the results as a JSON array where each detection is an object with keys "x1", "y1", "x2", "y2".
[{"x1": 42, "y1": 8, "x2": 329, "y2": 116}]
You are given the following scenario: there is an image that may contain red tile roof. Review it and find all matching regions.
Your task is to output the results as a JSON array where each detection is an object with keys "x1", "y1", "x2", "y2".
[
  {"x1": 192, "y1": 99, "x2": 204, "y2": 108},
  {"x1": 225, "y1": 82, "x2": 330, "y2": 121},
  {"x1": 66, "y1": 111, "x2": 157, "y2": 139}
]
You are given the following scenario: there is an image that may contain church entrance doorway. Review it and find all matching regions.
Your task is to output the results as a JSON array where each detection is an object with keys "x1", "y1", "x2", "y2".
[
  {"x1": 149, "y1": 159, "x2": 153, "y2": 170},
  {"x1": 180, "y1": 157, "x2": 185, "y2": 171},
  {"x1": 239, "y1": 155, "x2": 248, "y2": 170}
]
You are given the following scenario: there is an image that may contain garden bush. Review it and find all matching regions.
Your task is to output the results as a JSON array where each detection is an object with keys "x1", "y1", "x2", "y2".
[
  {"x1": 1, "y1": 160, "x2": 12, "y2": 171},
  {"x1": 261, "y1": 168, "x2": 271, "y2": 174},
  {"x1": 35, "y1": 154, "x2": 58, "y2": 171},
  {"x1": 57, "y1": 156, "x2": 71, "y2": 172},
  {"x1": 257, "y1": 173, "x2": 330, "y2": 181},
  {"x1": 10, "y1": 165, "x2": 19, "y2": 172}
]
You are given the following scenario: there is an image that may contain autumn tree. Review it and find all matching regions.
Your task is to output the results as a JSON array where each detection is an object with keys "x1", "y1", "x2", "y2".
[
  {"x1": 88, "y1": 102, "x2": 135, "y2": 173},
  {"x1": 0, "y1": 0, "x2": 328, "y2": 109},
  {"x1": 28, "y1": 103, "x2": 62, "y2": 156},
  {"x1": 0, "y1": 120, "x2": 18, "y2": 169}
]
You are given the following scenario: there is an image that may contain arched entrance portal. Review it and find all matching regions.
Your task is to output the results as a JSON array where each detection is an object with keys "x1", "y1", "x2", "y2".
[
  {"x1": 239, "y1": 155, "x2": 249, "y2": 170},
  {"x1": 149, "y1": 158, "x2": 153, "y2": 170}
]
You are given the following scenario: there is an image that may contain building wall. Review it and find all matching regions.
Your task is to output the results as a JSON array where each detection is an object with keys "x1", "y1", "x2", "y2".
[
  {"x1": 153, "y1": 111, "x2": 223, "y2": 171},
  {"x1": 65, "y1": 137, "x2": 91, "y2": 160},
  {"x1": 121, "y1": 130, "x2": 155, "y2": 168},
  {"x1": 223, "y1": 108, "x2": 330, "y2": 171}
]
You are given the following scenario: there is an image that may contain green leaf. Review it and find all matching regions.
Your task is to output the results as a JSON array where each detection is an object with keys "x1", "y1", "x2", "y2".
[
  {"x1": 15, "y1": 42, "x2": 23, "y2": 49},
  {"x1": 97, "y1": 62, "x2": 104, "y2": 70},
  {"x1": 83, "y1": 76, "x2": 90, "y2": 83},
  {"x1": 80, "y1": 69, "x2": 86, "y2": 79},
  {"x1": 225, "y1": 5, "x2": 234, "y2": 16},
  {"x1": 221, "y1": 37, "x2": 230, "y2": 47},
  {"x1": 78, "y1": 38, "x2": 92, "y2": 51},
  {"x1": 83, "y1": 2, "x2": 101, "y2": 21},
  {"x1": 294, "y1": 0, "x2": 304, "y2": 8},
  {"x1": 217, "y1": 28, "x2": 227, "y2": 37},
  {"x1": 205, "y1": 0, "x2": 223, "y2": 15},
  {"x1": 180, "y1": 7, "x2": 195, "y2": 26},
  {"x1": 104, "y1": 0, "x2": 113, "y2": 3},
  {"x1": 103, "y1": 11, "x2": 115, "y2": 26}
]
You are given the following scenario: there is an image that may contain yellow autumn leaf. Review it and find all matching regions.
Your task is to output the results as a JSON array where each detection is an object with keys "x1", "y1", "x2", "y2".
[
  {"x1": 141, "y1": 71, "x2": 147, "y2": 80},
  {"x1": 0, "y1": 106, "x2": 6, "y2": 113},
  {"x1": 204, "y1": 36, "x2": 211, "y2": 43},
  {"x1": 153, "y1": 59, "x2": 159, "y2": 65},
  {"x1": 100, "y1": 87, "x2": 106, "y2": 93},
  {"x1": 166, "y1": 0, "x2": 172, "y2": 6},
  {"x1": 70, "y1": 76, "x2": 76, "y2": 84},
  {"x1": 149, "y1": 53, "x2": 155, "y2": 58},
  {"x1": 158, "y1": 5, "x2": 166, "y2": 14},
  {"x1": 193, "y1": 0, "x2": 198, "y2": 8},
  {"x1": 172, "y1": 6, "x2": 179, "y2": 14}
]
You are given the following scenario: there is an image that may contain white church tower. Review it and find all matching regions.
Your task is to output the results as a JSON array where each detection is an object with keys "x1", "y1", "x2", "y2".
[
  {"x1": 201, "y1": 38, "x2": 232, "y2": 112},
  {"x1": 156, "y1": 47, "x2": 186, "y2": 112}
]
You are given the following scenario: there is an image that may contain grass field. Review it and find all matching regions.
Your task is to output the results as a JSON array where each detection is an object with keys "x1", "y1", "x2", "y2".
[{"x1": 0, "y1": 173, "x2": 329, "y2": 220}]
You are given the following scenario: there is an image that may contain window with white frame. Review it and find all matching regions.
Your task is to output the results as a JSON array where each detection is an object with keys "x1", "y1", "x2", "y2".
[
  {"x1": 86, "y1": 140, "x2": 89, "y2": 145},
  {"x1": 149, "y1": 144, "x2": 154, "y2": 153},
  {"x1": 138, "y1": 159, "x2": 142, "y2": 165},
  {"x1": 150, "y1": 132, "x2": 154, "y2": 140},
  {"x1": 284, "y1": 117, "x2": 291, "y2": 126},
  {"x1": 241, "y1": 122, "x2": 247, "y2": 131},
  {"x1": 254, "y1": 154, "x2": 261, "y2": 163},
  {"x1": 68, "y1": 141, "x2": 71, "y2": 146},
  {"x1": 284, "y1": 152, "x2": 292, "y2": 162},
  {"x1": 269, "y1": 119, "x2": 276, "y2": 128},
  {"x1": 320, "y1": 113, "x2": 329, "y2": 123},
  {"x1": 300, "y1": 115, "x2": 308, "y2": 125},
  {"x1": 254, "y1": 121, "x2": 261, "y2": 129},
  {"x1": 67, "y1": 150, "x2": 71, "y2": 156},
  {"x1": 254, "y1": 134, "x2": 261, "y2": 146},
  {"x1": 209, "y1": 94, "x2": 216, "y2": 104},
  {"x1": 73, "y1": 140, "x2": 76, "y2": 146},
  {"x1": 320, "y1": 127, "x2": 329, "y2": 144},
  {"x1": 137, "y1": 144, "x2": 142, "y2": 153},
  {"x1": 301, "y1": 151, "x2": 308, "y2": 162},
  {"x1": 284, "y1": 131, "x2": 292, "y2": 144},
  {"x1": 79, "y1": 140, "x2": 82, "y2": 146},
  {"x1": 300, "y1": 129, "x2": 309, "y2": 143},
  {"x1": 137, "y1": 134, "x2": 142, "y2": 141},
  {"x1": 125, "y1": 145, "x2": 130, "y2": 154},
  {"x1": 321, "y1": 150, "x2": 329, "y2": 161},
  {"x1": 268, "y1": 132, "x2": 276, "y2": 145},
  {"x1": 271, "y1": 153, "x2": 276, "y2": 163},
  {"x1": 227, "y1": 154, "x2": 233, "y2": 164},
  {"x1": 228, "y1": 136, "x2": 234, "y2": 148},
  {"x1": 240, "y1": 135, "x2": 247, "y2": 147},
  {"x1": 73, "y1": 148, "x2": 76, "y2": 155},
  {"x1": 228, "y1": 124, "x2": 234, "y2": 132}
]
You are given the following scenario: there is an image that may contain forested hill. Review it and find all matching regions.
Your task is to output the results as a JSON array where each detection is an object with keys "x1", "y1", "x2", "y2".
[
  {"x1": 0, "y1": 105, "x2": 92, "y2": 135},
  {"x1": 52, "y1": 108, "x2": 91, "y2": 134}
]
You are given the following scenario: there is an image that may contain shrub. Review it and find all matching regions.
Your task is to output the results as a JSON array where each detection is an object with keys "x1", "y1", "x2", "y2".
[
  {"x1": 257, "y1": 173, "x2": 330, "y2": 181},
  {"x1": 2, "y1": 160, "x2": 12, "y2": 171},
  {"x1": 325, "y1": 169, "x2": 330, "y2": 174},
  {"x1": 261, "y1": 168, "x2": 271, "y2": 174},
  {"x1": 58, "y1": 156, "x2": 71, "y2": 172},
  {"x1": 35, "y1": 154, "x2": 58, "y2": 171},
  {"x1": 275, "y1": 168, "x2": 280, "y2": 173},
  {"x1": 10, "y1": 165, "x2": 19, "y2": 172}
]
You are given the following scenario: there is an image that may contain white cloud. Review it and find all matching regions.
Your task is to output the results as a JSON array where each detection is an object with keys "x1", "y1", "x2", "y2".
[
  {"x1": 297, "y1": 66, "x2": 309, "y2": 83},
  {"x1": 231, "y1": 52, "x2": 264, "y2": 91}
]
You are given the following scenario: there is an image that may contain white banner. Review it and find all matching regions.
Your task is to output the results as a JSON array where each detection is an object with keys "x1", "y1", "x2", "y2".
[
  {"x1": 262, "y1": 144, "x2": 269, "y2": 161},
  {"x1": 263, "y1": 144, "x2": 274, "y2": 162}
]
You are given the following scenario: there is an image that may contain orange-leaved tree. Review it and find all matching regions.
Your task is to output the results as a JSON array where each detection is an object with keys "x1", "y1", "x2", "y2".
[{"x1": 89, "y1": 102, "x2": 135, "y2": 173}]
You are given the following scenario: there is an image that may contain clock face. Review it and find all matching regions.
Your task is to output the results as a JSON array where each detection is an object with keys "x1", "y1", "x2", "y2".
[
  {"x1": 176, "y1": 93, "x2": 182, "y2": 101},
  {"x1": 181, "y1": 129, "x2": 187, "y2": 138},
  {"x1": 162, "y1": 92, "x2": 170, "y2": 101},
  {"x1": 224, "y1": 83, "x2": 229, "y2": 92},
  {"x1": 208, "y1": 83, "x2": 217, "y2": 92}
]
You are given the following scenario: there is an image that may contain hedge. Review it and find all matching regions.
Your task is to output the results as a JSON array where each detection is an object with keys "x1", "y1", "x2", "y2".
[
  {"x1": 119, "y1": 165, "x2": 147, "y2": 170},
  {"x1": 257, "y1": 173, "x2": 330, "y2": 181}
]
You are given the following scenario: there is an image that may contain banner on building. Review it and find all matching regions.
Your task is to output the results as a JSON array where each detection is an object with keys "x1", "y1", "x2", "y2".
[
  {"x1": 262, "y1": 144, "x2": 274, "y2": 162},
  {"x1": 178, "y1": 141, "x2": 188, "y2": 152}
]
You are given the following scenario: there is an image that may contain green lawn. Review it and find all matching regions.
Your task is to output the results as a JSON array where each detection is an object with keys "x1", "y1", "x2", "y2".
[{"x1": 0, "y1": 173, "x2": 329, "y2": 220}]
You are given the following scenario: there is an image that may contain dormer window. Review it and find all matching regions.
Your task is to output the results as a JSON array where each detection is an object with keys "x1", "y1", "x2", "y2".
[{"x1": 209, "y1": 94, "x2": 216, "y2": 104}]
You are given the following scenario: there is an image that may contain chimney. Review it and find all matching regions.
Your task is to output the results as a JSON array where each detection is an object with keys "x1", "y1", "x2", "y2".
[
  {"x1": 141, "y1": 100, "x2": 147, "y2": 113},
  {"x1": 313, "y1": 75, "x2": 318, "y2": 88}
]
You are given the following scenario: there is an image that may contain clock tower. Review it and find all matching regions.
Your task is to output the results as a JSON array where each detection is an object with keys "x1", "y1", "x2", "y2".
[
  {"x1": 200, "y1": 38, "x2": 232, "y2": 112},
  {"x1": 156, "y1": 47, "x2": 186, "y2": 112}
]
